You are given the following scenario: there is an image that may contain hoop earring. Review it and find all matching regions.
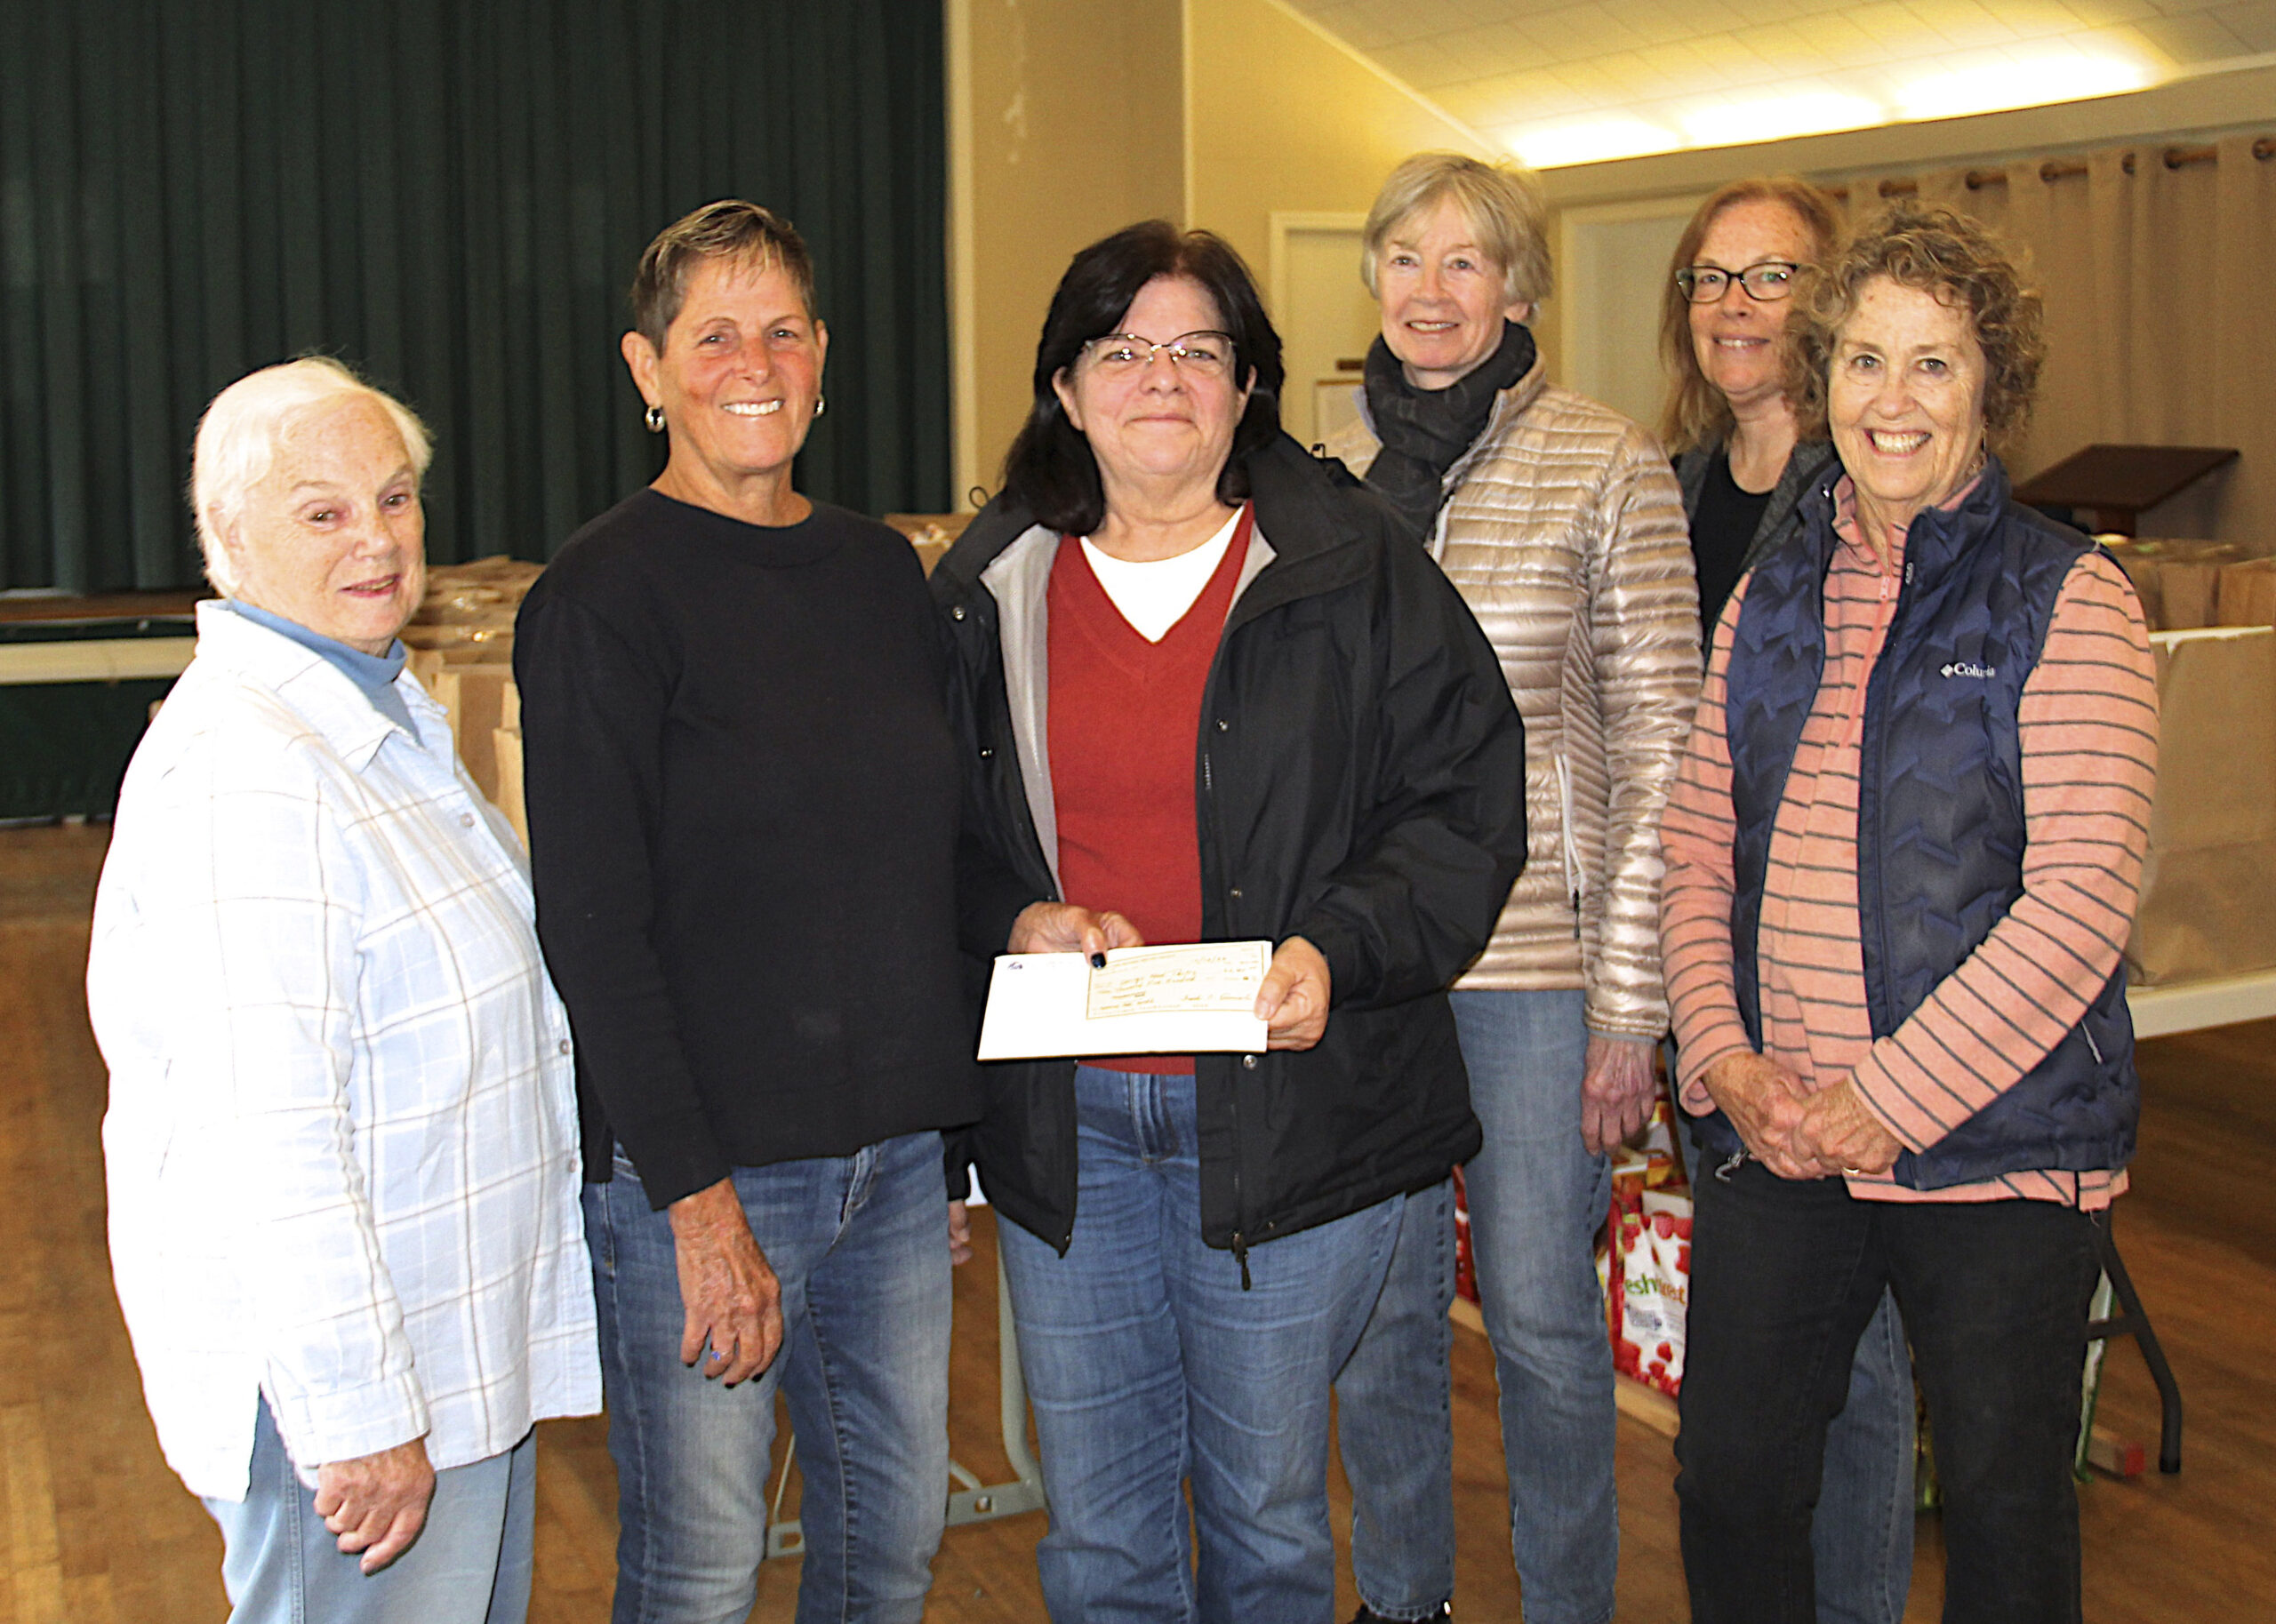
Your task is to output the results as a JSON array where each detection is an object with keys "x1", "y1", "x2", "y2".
[
  {"x1": 813, "y1": 396, "x2": 827, "y2": 419},
  {"x1": 645, "y1": 404, "x2": 666, "y2": 434}
]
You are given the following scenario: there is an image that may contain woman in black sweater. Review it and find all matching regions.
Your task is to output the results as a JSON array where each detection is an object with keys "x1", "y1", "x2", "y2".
[{"x1": 515, "y1": 200, "x2": 1024, "y2": 1624}]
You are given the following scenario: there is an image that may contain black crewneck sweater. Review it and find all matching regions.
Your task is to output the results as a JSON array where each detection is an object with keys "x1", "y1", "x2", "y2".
[{"x1": 515, "y1": 490, "x2": 985, "y2": 1205}]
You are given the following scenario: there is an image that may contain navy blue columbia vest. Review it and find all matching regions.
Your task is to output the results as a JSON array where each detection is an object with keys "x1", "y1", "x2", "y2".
[{"x1": 1695, "y1": 457, "x2": 2138, "y2": 1188}]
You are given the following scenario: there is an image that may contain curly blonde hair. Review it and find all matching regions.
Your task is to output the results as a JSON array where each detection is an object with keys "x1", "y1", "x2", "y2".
[{"x1": 1790, "y1": 202, "x2": 2045, "y2": 452}]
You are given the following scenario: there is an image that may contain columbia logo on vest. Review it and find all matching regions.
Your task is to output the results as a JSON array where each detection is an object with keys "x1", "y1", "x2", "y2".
[{"x1": 1941, "y1": 660, "x2": 1997, "y2": 679}]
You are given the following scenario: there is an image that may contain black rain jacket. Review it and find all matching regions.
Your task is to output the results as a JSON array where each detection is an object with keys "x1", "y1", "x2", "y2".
[{"x1": 933, "y1": 433, "x2": 1529, "y2": 1265}]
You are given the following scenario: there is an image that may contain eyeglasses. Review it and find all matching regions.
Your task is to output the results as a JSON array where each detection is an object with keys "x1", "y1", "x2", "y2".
[
  {"x1": 1675, "y1": 260, "x2": 1801, "y2": 304},
  {"x1": 1080, "y1": 331, "x2": 1238, "y2": 376}
]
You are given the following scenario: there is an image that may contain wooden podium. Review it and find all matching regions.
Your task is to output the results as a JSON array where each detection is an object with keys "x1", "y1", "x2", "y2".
[{"x1": 2013, "y1": 444, "x2": 2238, "y2": 536}]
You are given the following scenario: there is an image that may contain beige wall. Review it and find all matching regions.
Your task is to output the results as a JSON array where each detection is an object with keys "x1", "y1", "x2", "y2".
[
  {"x1": 950, "y1": 0, "x2": 1495, "y2": 499},
  {"x1": 950, "y1": 0, "x2": 1183, "y2": 500},
  {"x1": 1182, "y1": 0, "x2": 1488, "y2": 285}
]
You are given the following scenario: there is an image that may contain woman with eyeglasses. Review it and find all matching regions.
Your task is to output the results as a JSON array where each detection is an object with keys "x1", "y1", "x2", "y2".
[
  {"x1": 1663, "y1": 178, "x2": 1845, "y2": 629},
  {"x1": 1326, "y1": 152, "x2": 1698, "y2": 1624},
  {"x1": 1658, "y1": 178, "x2": 1920, "y2": 1624},
  {"x1": 932, "y1": 219, "x2": 1527, "y2": 1622}
]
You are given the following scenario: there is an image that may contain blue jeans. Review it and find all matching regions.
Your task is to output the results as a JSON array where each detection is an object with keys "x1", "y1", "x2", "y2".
[
  {"x1": 1678, "y1": 1161, "x2": 2098, "y2": 1624},
  {"x1": 1336, "y1": 988, "x2": 1615, "y2": 1624},
  {"x1": 202, "y1": 1397, "x2": 534, "y2": 1624},
  {"x1": 998, "y1": 1066, "x2": 1403, "y2": 1624},
  {"x1": 1331, "y1": 1178, "x2": 1457, "y2": 1620},
  {"x1": 584, "y1": 1131, "x2": 952, "y2": 1624},
  {"x1": 1815, "y1": 1291, "x2": 1917, "y2": 1624}
]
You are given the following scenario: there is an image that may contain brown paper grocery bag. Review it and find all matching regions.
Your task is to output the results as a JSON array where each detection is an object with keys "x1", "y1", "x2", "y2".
[
  {"x1": 2101, "y1": 540, "x2": 2245, "y2": 631},
  {"x1": 2217, "y1": 558, "x2": 2276, "y2": 630},
  {"x1": 2126, "y1": 627, "x2": 2276, "y2": 986},
  {"x1": 2105, "y1": 547, "x2": 2163, "y2": 631}
]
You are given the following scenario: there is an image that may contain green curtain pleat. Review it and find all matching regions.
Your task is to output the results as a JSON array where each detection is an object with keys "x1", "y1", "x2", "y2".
[{"x1": 0, "y1": 0, "x2": 950, "y2": 589}]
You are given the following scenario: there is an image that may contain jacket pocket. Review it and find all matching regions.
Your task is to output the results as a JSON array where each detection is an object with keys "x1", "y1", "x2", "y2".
[{"x1": 1554, "y1": 751, "x2": 1584, "y2": 932}]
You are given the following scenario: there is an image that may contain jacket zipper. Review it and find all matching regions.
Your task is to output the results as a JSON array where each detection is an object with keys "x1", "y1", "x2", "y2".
[
  {"x1": 1202, "y1": 736, "x2": 1254, "y2": 1292},
  {"x1": 1865, "y1": 556, "x2": 1915, "y2": 1039},
  {"x1": 1555, "y1": 751, "x2": 1583, "y2": 940}
]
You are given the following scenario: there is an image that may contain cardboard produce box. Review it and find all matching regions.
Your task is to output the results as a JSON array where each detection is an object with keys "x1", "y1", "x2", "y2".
[
  {"x1": 2125, "y1": 625, "x2": 2276, "y2": 986},
  {"x1": 493, "y1": 725, "x2": 528, "y2": 852},
  {"x1": 883, "y1": 513, "x2": 974, "y2": 577},
  {"x1": 428, "y1": 664, "x2": 514, "y2": 808}
]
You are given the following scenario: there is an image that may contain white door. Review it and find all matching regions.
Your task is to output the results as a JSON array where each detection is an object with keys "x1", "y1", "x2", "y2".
[
  {"x1": 1270, "y1": 213, "x2": 1382, "y2": 451},
  {"x1": 1557, "y1": 196, "x2": 1708, "y2": 431}
]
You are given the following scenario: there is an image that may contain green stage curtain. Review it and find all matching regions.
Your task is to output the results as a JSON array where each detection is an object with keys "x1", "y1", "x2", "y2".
[{"x1": 0, "y1": 0, "x2": 950, "y2": 589}]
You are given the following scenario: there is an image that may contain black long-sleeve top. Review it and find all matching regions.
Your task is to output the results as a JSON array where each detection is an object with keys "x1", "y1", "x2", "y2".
[{"x1": 515, "y1": 490, "x2": 987, "y2": 1206}]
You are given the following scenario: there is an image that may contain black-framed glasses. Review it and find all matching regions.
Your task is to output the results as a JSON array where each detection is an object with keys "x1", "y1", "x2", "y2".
[
  {"x1": 1675, "y1": 260, "x2": 1801, "y2": 303},
  {"x1": 1080, "y1": 331, "x2": 1238, "y2": 376}
]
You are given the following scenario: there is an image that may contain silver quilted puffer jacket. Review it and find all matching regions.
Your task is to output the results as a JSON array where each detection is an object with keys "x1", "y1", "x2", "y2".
[{"x1": 1327, "y1": 357, "x2": 1701, "y2": 1039}]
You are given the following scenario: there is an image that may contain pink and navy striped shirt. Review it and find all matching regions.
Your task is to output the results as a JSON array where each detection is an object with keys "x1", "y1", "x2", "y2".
[{"x1": 1660, "y1": 478, "x2": 2158, "y2": 1206}]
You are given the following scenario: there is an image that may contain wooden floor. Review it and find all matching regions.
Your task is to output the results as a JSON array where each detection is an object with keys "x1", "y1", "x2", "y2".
[{"x1": 3, "y1": 820, "x2": 2269, "y2": 1622}]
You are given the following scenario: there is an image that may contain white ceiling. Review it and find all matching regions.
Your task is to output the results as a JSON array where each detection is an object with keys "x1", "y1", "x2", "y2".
[{"x1": 1281, "y1": 0, "x2": 2276, "y2": 164}]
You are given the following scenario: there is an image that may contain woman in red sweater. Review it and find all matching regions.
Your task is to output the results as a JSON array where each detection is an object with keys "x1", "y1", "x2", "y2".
[{"x1": 934, "y1": 221, "x2": 1527, "y2": 1623}]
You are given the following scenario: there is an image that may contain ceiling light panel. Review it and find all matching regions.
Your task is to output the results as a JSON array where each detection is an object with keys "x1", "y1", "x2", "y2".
[{"x1": 1277, "y1": 0, "x2": 2253, "y2": 167}]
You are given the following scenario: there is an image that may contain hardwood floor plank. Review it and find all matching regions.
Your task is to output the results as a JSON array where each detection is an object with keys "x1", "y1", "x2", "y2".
[
  {"x1": 59, "y1": 1572, "x2": 115, "y2": 1624},
  {"x1": 1, "y1": 1408, "x2": 59, "y2": 1577},
  {"x1": 6, "y1": 1566, "x2": 60, "y2": 1624}
]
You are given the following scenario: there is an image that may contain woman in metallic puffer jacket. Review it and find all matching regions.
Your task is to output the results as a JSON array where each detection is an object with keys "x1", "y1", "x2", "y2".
[{"x1": 1324, "y1": 151, "x2": 1700, "y2": 1624}]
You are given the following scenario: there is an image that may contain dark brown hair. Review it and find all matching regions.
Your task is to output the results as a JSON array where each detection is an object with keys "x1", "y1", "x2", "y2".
[
  {"x1": 628, "y1": 200, "x2": 816, "y2": 350},
  {"x1": 998, "y1": 221, "x2": 1285, "y2": 536}
]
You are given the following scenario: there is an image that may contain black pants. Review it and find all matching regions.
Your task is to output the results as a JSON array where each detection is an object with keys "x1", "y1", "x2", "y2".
[{"x1": 1676, "y1": 1160, "x2": 2102, "y2": 1624}]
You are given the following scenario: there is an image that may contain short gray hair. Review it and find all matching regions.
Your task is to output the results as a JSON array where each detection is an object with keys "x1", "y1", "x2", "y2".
[
  {"x1": 628, "y1": 200, "x2": 816, "y2": 352},
  {"x1": 190, "y1": 357, "x2": 432, "y2": 596},
  {"x1": 1360, "y1": 152, "x2": 1553, "y2": 308}
]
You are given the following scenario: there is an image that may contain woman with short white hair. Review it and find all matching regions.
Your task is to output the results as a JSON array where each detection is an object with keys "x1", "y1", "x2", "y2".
[{"x1": 91, "y1": 356, "x2": 598, "y2": 1624}]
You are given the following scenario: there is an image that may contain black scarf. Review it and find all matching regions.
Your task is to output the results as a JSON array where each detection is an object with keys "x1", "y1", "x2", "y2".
[{"x1": 1361, "y1": 319, "x2": 1536, "y2": 539}]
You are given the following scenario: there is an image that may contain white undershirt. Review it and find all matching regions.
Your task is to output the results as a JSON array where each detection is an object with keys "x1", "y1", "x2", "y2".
[{"x1": 1078, "y1": 508, "x2": 1243, "y2": 643}]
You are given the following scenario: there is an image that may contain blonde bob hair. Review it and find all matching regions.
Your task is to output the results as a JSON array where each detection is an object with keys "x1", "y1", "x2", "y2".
[
  {"x1": 1360, "y1": 152, "x2": 1552, "y2": 309},
  {"x1": 1656, "y1": 176, "x2": 1845, "y2": 455},
  {"x1": 190, "y1": 356, "x2": 432, "y2": 596},
  {"x1": 1790, "y1": 202, "x2": 2046, "y2": 452}
]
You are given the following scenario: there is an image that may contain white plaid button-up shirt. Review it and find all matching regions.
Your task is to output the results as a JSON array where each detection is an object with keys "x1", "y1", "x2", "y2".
[{"x1": 91, "y1": 603, "x2": 599, "y2": 1500}]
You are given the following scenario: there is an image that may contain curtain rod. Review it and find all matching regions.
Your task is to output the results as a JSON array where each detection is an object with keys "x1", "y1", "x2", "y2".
[{"x1": 1825, "y1": 134, "x2": 2273, "y2": 201}]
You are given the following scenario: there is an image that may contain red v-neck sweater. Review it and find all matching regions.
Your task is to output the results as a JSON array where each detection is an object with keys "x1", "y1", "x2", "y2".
[{"x1": 1047, "y1": 508, "x2": 1254, "y2": 1075}]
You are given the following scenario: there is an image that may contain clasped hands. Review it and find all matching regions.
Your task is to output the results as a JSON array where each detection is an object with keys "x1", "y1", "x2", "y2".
[{"x1": 1700, "y1": 1052, "x2": 1903, "y2": 1180}]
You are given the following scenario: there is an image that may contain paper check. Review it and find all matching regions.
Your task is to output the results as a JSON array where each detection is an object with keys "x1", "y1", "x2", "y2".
[{"x1": 976, "y1": 940, "x2": 1273, "y2": 1060}]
